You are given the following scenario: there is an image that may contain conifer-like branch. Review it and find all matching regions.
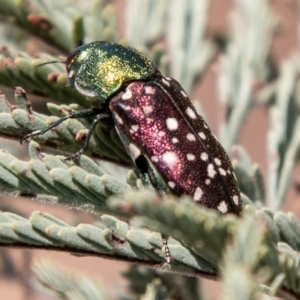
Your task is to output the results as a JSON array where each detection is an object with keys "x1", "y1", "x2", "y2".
[
  {"x1": 1, "y1": 200, "x2": 300, "y2": 299},
  {"x1": 0, "y1": 1, "x2": 300, "y2": 299}
]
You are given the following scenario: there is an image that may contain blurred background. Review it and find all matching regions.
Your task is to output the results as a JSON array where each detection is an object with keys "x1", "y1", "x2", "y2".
[{"x1": 0, "y1": 0, "x2": 299, "y2": 299}]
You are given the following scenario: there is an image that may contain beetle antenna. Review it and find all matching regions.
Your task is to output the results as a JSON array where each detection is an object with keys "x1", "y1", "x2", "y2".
[{"x1": 35, "y1": 60, "x2": 66, "y2": 67}]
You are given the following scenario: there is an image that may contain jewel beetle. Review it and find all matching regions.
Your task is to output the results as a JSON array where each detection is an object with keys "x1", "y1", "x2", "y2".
[{"x1": 22, "y1": 41, "x2": 242, "y2": 216}]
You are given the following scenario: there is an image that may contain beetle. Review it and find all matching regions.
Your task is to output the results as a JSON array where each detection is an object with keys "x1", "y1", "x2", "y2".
[{"x1": 22, "y1": 41, "x2": 242, "y2": 216}]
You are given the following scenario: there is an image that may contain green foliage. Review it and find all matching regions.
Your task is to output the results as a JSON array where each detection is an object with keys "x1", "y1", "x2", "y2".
[
  {"x1": 33, "y1": 261, "x2": 108, "y2": 299},
  {"x1": 0, "y1": 0, "x2": 300, "y2": 299}
]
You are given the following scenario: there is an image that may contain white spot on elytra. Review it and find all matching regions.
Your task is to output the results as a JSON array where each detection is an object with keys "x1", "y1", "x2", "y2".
[
  {"x1": 219, "y1": 168, "x2": 227, "y2": 176},
  {"x1": 145, "y1": 86, "x2": 155, "y2": 94},
  {"x1": 201, "y1": 152, "x2": 208, "y2": 161},
  {"x1": 151, "y1": 156, "x2": 159, "y2": 162},
  {"x1": 162, "y1": 151, "x2": 178, "y2": 167},
  {"x1": 172, "y1": 137, "x2": 179, "y2": 144},
  {"x1": 166, "y1": 118, "x2": 179, "y2": 130},
  {"x1": 122, "y1": 89, "x2": 132, "y2": 100},
  {"x1": 193, "y1": 187, "x2": 203, "y2": 201},
  {"x1": 165, "y1": 76, "x2": 172, "y2": 81},
  {"x1": 207, "y1": 163, "x2": 217, "y2": 178},
  {"x1": 114, "y1": 113, "x2": 123, "y2": 124},
  {"x1": 186, "y1": 107, "x2": 196, "y2": 119},
  {"x1": 162, "y1": 78, "x2": 170, "y2": 86},
  {"x1": 158, "y1": 131, "x2": 165, "y2": 137},
  {"x1": 233, "y1": 195, "x2": 239, "y2": 206},
  {"x1": 168, "y1": 181, "x2": 175, "y2": 189},
  {"x1": 204, "y1": 123, "x2": 208, "y2": 129},
  {"x1": 129, "y1": 143, "x2": 141, "y2": 159},
  {"x1": 227, "y1": 169, "x2": 231, "y2": 174},
  {"x1": 205, "y1": 179, "x2": 211, "y2": 185},
  {"x1": 186, "y1": 153, "x2": 195, "y2": 161},
  {"x1": 181, "y1": 90, "x2": 188, "y2": 97},
  {"x1": 199, "y1": 132, "x2": 206, "y2": 140},
  {"x1": 142, "y1": 106, "x2": 153, "y2": 114},
  {"x1": 217, "y1": 201, "x2": 228, "y2": 214},
  {"x1": 130, "y1": 125, "x2": 139, "y2": 133},
  {"x1": 214, "y1": 158, "x2": 221, "y2": 166},
  {"x1": 186, "y1": 133, "x2": 196, "y2": 141}
]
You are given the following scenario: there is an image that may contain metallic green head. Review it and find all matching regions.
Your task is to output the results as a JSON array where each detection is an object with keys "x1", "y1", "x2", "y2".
[{"x1": 66, "y1": 41, "x2": 157, "y2": 100}]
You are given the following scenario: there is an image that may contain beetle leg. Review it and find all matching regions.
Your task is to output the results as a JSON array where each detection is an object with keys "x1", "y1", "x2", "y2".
[
  {"x1": 64, "y1": 113, "x2": 110, "y2": 161},
  {"x1": 21, "y1": 108, "x2": 105, "y2": 144},
  {"x1": 20, "y1": 108, "x2": 110, "y2": 160}
]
